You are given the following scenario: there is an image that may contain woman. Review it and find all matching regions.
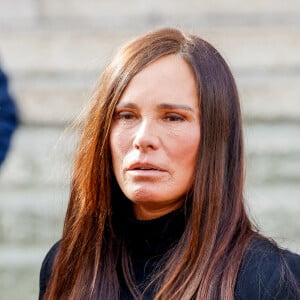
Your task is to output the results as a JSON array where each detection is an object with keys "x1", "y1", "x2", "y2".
[{"x1": 39, "y1": 28, "x2": 300, "y2": 299}]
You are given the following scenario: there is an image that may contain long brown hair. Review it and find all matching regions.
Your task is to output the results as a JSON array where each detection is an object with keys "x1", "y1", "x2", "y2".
[{"x1": 44, "y1": 28, "x2": 257, "y2": 299}]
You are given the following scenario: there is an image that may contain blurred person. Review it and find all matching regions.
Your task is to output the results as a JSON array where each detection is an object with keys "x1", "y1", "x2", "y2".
[
  {"x1": 39, "y1": 28, "x2": 300, "y2": 299},
  {"x1": 0, "y1": 65, "x2": 18, "y2": 167}
]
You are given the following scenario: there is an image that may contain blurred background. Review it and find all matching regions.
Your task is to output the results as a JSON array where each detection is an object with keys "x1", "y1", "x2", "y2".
[{"x1": 0, "y1": 0, "x2": 299, "y2": 299}]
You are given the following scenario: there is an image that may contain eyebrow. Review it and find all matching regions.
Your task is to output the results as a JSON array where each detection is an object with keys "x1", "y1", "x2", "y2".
[
  {"x1": 157, "y1": 103, "x2": 194, "y2": 112},
  {"x1": 116, "y1": 102, "x2": 195, "y2": 112},
  {"x1": 116, "y1": 102, "x2": 137, "y2": 109}
]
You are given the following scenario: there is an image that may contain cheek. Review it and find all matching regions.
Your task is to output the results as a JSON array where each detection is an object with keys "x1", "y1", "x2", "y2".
[
  {"x1": 180, "y1": 143, "x2": 198, "y2": 169},
  {"x1": 172, "y1": 131, "x2": 200, "y2": 183},
  {"x1": 110, "y1": 129, "x2": 130, "y2": 167},
  {"x1": 173, "y1": 129, "x2": 200, "y2": 161}
]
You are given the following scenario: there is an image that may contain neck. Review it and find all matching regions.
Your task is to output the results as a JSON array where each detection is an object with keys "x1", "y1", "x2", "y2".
[{"x1": 133, "y1": 199, "x2": 185, "y2": 220}]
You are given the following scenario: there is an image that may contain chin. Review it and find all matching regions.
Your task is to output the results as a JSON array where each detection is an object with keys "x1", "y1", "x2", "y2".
[{"x1": 128, "y1": 190, "x2": 162, "y2": 203}]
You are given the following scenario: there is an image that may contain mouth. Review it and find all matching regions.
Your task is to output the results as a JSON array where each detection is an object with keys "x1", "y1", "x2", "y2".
[{"x1": 127, "y1": 163, "x2": 165, "y2": 172}]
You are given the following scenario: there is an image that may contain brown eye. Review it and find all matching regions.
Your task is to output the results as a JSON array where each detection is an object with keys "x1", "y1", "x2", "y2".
[
  {"x1": 164, "y1": 113, "x2": 185, "y2": 122},
  {"x1": 115, "y1": 111, "x2": 136, "y2": 120}
]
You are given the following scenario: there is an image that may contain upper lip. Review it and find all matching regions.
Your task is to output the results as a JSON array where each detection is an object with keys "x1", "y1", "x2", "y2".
[{"x1": 127, "y1": 162, "x2": 165, "y2": 171}]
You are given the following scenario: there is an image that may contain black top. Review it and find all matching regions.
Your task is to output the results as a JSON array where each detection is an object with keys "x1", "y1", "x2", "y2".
[
  {"x1": 118, "y1": 208, "x2": 186, "y2": 299},
  {"x1": 39, "y1": 209, "x2": 300, "y2": 299}
]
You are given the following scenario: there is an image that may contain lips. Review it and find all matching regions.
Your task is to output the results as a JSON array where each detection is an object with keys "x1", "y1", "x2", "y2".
[{"x1": 127, "y1": 162, "x2": 165, "y2": 172}]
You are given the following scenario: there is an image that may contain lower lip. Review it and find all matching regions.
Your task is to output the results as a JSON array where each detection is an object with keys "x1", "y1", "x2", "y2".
[{"x1": 127, "y1": 169, "x2": 166, "y2": 176}]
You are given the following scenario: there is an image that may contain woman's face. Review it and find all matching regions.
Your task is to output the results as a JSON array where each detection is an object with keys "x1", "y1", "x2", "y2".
[{"x1": 110, "y1": 54, "x2": 200, "y2": 220}]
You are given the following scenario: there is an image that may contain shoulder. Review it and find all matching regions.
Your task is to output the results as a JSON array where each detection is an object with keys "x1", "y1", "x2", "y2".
[
  {"x1": 235, "y1": 237, "x2": 300, "y2": 300},
  {"x1": 39, "y1": 241, "x2": 60, "y2": 299},
  {"x1": 0, "y1": 68, "x2": 8, "y2": 88}
]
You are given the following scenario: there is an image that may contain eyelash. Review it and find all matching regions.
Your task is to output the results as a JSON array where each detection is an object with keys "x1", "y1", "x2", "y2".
[
  {"x1": 114, "y1": 111, "x2": 136, "y2": 120},
  {"x1": 164, "y1": 113, "x2": 185, "y2": 122},
  {"x1": 113, "y1": 111, "x2": 186, "y2": 122}
]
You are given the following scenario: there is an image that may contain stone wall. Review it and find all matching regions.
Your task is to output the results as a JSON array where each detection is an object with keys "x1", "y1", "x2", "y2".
[{"x1": 0, "y1": 1, "x2": 300, "y2": 299}]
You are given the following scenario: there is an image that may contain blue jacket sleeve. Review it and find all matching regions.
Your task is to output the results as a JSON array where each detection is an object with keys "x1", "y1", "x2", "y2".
[{"x1": 0, "y1": 67, "x2": 18, "y2": 166}]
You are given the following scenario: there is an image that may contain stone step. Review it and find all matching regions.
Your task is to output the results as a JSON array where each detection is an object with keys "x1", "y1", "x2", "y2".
[
  {"x1": 7, "y1": 73, "x2": 300, "y2": 125},
  {"x1": 0, "y1": 126, "x2": 77, "y2": 187},
  {"x1": 245, "y1": 123, "x2": 300, "y2": 155},
  {"x1": 246, "y1": 153, "x2": 300, "y2": 186},
  {"x1": 245, "y1": 123, "x2": 300, "y2": 183},
  {"x1": 238, "y1": 75, "x2": 300, "y2": 123},
  {"x1": 0, "y1": 0, "x2": 38, "y2": 24},
  {"x1": 0, "y1": 184, "x2": 299, "y2": 249},
  {"x1": 0, "y1": 264, "x2": 39, "y2": 300},
  {"x1": 10, "y1": 74, "x2": 94, "y2": 126},
  {"x1": 2, "y1": 0, "x2": 300, "y2": 28},
  {"x1": 0, "y1": 123, "x2": 300, "y2": 187},
  {"x1": 0, "y1": 245, "x2": 49, "y2": 267},
  {"x1": 0, "y1": 186, "x2": 66, "y2": 246},
  {"x1": 1, "y1": 184, "x2": 300, "y2": 300},
  {"x1": 1, "y1": 28, "x2": 300, "y2": 76},
  {"x1": 39, "y1": 0, "x2": 300, "y2": 19},
  {"x1": 0, "y1": 186, "x2": 67, "y2": 245},
  {"x1": 246, "y1": 185, "x2": 300, "y2": 253}
]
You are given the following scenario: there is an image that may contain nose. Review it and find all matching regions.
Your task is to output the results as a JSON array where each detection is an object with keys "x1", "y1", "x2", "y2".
[{"x1": 133, "y1": 119, "x2": 159, "y2": 151}]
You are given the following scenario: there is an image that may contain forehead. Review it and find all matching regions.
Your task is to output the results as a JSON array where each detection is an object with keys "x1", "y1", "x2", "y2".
[{"x1": 118, "y1": 54, "x2": 199, "y2": 107}]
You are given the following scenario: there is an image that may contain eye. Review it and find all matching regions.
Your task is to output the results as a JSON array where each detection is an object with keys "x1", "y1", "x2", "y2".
[
  {"x1": 114, "y1": 111, "x2": 137, "y2": 120},
  {"x1": 164, "y1": 113, "x2": 185, "y2": 122}
]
